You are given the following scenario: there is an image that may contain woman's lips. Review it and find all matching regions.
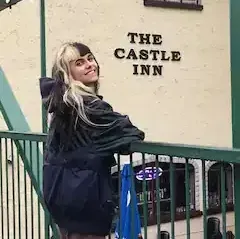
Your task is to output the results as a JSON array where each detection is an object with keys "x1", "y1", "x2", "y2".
[{"x1": 85, "y1": 69, "x2": 96, "y2": 75}]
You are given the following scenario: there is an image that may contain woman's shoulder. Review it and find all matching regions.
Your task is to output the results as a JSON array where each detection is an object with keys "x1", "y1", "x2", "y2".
[{"x1": 84, "y1": 95, "x2": 113, "y2": 112}]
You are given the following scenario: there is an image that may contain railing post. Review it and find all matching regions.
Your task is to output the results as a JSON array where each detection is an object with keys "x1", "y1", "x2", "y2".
[
  {"x1": 230, "y1": 0, "x2": 240, "y2": 237},
  {"x1": 234, "y1": 165, "x2": 240, "y2": 237}
]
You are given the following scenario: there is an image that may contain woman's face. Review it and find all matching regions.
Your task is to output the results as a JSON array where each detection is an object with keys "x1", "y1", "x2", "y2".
[{"x1": 69, "y1": 53, "x2": 99, "y2": 86}]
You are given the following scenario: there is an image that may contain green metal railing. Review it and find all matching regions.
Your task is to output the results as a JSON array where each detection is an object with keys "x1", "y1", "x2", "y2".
[
  {"x1": 128, "y1": 142, "x2": 239, "y2": 239},
  {"x1": 0, "y1": 130, "x2": 240, "y2": 238},
  {"x1": 0, "y1": 131, "x2": 58, "y2": 239},
  {"x1": 0, "y1": 0, "x2": 238, "y2": 238}
]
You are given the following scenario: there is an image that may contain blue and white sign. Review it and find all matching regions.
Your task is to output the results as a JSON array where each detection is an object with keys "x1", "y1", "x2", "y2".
[{"x1": 136, "y1": 167, "x2": 163, "y2": 181}]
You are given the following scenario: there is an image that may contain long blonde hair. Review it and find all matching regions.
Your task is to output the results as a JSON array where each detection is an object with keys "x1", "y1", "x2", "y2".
[{"x1": 51, "y1": 42, "x2": 101, "y2": 127}]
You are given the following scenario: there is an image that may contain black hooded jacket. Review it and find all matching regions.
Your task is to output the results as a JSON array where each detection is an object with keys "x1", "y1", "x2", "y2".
[{"x1": 39, "y1": 77, "x2": 145, "y2": 236}]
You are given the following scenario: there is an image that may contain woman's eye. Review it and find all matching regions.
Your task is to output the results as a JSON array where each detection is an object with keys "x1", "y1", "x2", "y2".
[
  {"x1": 88, "y1": 56, "x2": 94, "y2": 61},
  {"x1": 76, "y1": 61, "x2": 84, "y2": 66}
]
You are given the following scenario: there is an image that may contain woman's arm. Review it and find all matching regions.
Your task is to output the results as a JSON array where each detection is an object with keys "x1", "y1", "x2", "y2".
[{"x1": 87, "y1": 99, "x2": 145, "y2": 155}]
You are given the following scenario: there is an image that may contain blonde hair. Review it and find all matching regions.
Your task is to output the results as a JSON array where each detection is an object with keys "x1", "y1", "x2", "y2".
[{"x1": 52, "y1": 42, "x2": 101, "y2": 127}]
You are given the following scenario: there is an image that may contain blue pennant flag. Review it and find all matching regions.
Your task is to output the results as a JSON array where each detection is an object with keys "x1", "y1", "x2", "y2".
[{"x1": 115, "y1": 164, "x2": 142, "y2": 239}]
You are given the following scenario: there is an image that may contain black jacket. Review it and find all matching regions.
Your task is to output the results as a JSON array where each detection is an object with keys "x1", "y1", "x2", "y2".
[{"x1": 39, "y1": 77, "x2": 145, "y2": 236}]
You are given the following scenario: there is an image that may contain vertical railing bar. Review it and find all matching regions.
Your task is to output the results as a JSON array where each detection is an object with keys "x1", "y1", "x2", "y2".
[
  {"x1": 233, "y1": 164, "x2": 240, "y2": 238},
  {"x1": 142, "y1": 153, "x2": 148, "y2": 239},
  {"x1": 130, "y1": 154, "x2": 135, "y2": 239},
  {"x1": 155, "y1": 155, "x2": 161, "y2": 239},
  {"x1": 170, "y1": 156, "x2": 175, "y2": 239},
  {"x1": 43, "y1": 139, "x2": 50, "y2": 239},
  {"x1": 36, "y1": 141, "x2": 41, "y2": 239},
  {"x1": 23, "y1": 140, "x2": 28, "y2": 239},
  {"x1": 11, "y1": 139, "x2": 16, "y2": 239},
  {"x1": 17, "y1": 141, "x2": 21, "y2": 239},
  {"x1": 221, "y1": 162, "x2": 227, "y2": 239},
  {"x1": 5, "y1": 138, "x2": 9, "y2": 239},
  {"x1": 44, "y1": 209, "x2": 50, "y2": 239},
  {"x1": 0, "y1": 138, "x2": 4, "y2": 239},
  {"x1": 30, "y1": 141, "x2": 34, "y2": 239},
  {"x1": 117, "y1": 154, "x2": 122, "y2": 239},
  {"x1": 185, "y1": 158, "x2": 190, "y2": 239},
  {"x1": 202, "y1": 160, "x2": 207, "y2": 239}
]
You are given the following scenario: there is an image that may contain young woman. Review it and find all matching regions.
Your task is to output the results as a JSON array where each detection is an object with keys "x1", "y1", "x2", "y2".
[{"x1": 39, "y1": 42, "x2": 145, "y2": 239}]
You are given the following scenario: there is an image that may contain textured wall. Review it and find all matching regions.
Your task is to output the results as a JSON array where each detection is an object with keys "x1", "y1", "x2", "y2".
[
  {"x1": 0, "y1": 0, "x2": 233, "y2": 236},
  {"x1": 0, "y1": 0, "x2": 231, "y2": 147}
]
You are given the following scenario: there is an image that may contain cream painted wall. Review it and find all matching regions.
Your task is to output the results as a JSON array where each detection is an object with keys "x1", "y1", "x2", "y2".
[
  {"x1": 0, "y1": 1, "x2": 233, "y2": 236},
  {"x1": 0, "y1": 0, "x2": 231, "y2": 147}
]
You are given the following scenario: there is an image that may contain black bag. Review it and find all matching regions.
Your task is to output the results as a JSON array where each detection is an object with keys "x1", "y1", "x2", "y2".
[{"x1": 43, "y1": 148, "x2": 116, "y2": 223}]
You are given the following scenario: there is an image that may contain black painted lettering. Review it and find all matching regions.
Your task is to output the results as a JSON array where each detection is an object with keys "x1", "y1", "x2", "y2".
[
  {"x1": 161, "y1": 51, "x2": 170, "y2": 61},
  {"x1": 150, "y1": 50, "x2": 160, "y2": 60},
  {"x1": 139, "y1": 34, "x2": 151, "y2": 45},
  {"x1": 114, "y1": 48, "x2": 125, "y2": 59},
  {"x1": 126, "y1": 49, "x2": 138, "y2": 60},
  {"x1": 171, "y1": 51, "x2": 181, "y2": 61},
  {"x1": 140, "y1": 65, "x2": 150, "y2": 75},
  {"x1": 153, "y1": 65, "x2": 163, "y2": 76},
  {"x1": 152, "y1": 34, "x2": 162, "y2": 45},
  {"x1": 139, "y1": 49, "x2": 148, "y2": 60},
  {"x1": 127, "y1": 32, "x2": 138, "y2": 44},
  {"x1": 133, "y1": 64, "x2": 138, "y2": 75}
]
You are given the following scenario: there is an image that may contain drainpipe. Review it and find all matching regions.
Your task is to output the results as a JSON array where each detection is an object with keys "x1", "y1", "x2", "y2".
[
  {"x1": 230, "y1": 0, "x2": 240, "y2": 238},
  {"x1": 40, "y1": 0, "x2": 47, "y2": 133}
]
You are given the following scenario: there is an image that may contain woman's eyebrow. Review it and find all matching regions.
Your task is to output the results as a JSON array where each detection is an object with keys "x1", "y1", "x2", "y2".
[
  {"x1": 75, "y1": 54, "x2": 91, "y2": 62},
  {"x1": 75, "y1": 58, "x2": 84, "y2": 63}
]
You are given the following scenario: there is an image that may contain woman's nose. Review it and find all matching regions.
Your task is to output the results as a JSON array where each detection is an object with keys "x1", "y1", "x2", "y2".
[{"x1": 85, "y1": 60, "x2": 92, "y2": 68}]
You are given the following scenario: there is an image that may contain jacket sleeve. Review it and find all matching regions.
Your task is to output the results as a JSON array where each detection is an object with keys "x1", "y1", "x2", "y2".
[{"x1": 87, "y1": 99, "x2": 145, "y2": 155}]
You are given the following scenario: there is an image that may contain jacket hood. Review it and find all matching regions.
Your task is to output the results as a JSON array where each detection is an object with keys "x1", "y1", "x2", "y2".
[
  {"x1": 39, "y1": 77, "x2": 66, "y2": 113},
  {"x1": 39, "y1": 77, "x2": 103, "y2": 114},
  {"x1": 39, "y1": 77, "x2": 57, "y2": 100}
]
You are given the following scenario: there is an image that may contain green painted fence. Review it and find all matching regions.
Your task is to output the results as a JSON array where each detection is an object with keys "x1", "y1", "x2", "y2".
[{"x1": 0, "y1": 130, "x2": 240, "y2": 238}]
